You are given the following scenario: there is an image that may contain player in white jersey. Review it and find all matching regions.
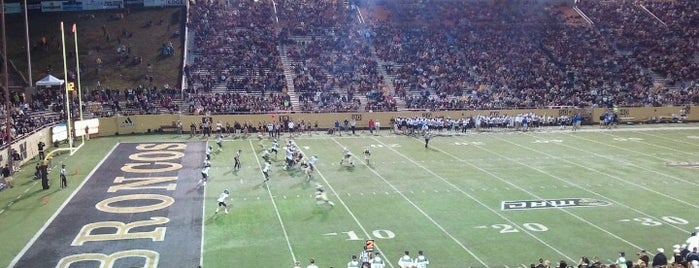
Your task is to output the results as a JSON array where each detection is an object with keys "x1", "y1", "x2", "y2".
[
  {"x1": 262, "y1": 162, "x2": 272, "y2": 182},
  {"x1": 340, "y1": 148, "x2": 355, "y2": 167},
  {"x1": 371, "y1": 252, "x2": 385, "y2": 268},
  {"x1": 206, "y1": 145, "x2": 213, "y2": 160},
  {"x1": 261, "y1": 148, "x2": 271, "y2": 164},
  {"x1": 347, "y1": 255, "x2": 361, "y2": 268},
  {"x1": 315, "y1": 184, "x2": 335, "y2": 207},
  {"x1": 283, "y1": 147, "x2": 295, "y2": 170},
  {"x1": 197, "y1": 159, "x2": 211, "y2": 188},
  {"x1": 363, "y1": 147, "x2": 371, "y2": 166},
  {"x1": 216, "y1": 135, "x2": 223, "y2": 152},
  {"x1": 414, "y1": 250, "x2": 429, "y2": 268},
  {"x1": 397, "y1": 251, "x2": 413, "y2": 268},
  {"x1": 214, "y1": 189, "x2": 229, "y2": 214},
  {"x1": 270, "y1": 139, "x2": 280, "y2": 157},
  {"x1": 304, "y1": 155, "x2": 318, "y2": 181}
]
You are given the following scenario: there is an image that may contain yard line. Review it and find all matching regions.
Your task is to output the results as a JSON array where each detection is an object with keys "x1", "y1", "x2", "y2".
[
  {"x1": 412, "y1": 137, "x2": 646, "y2": 251},
  {"x1": 634, "y1": 130, "x2": 699, "y2": 148},
  {"x1": 330, "y1": 138, "x2": 489, "y2": 267},
  {"x1": 452, "y1": 136, "x2": 689, "y2": 234},
  {"x1": 554, "y1": 133, "x2": 699, "y2": 187},
  {"x1": 495, "y1": 136, "x2": 699, "y2": 210},
  {"x1": 248, "y1": 140, "x2": 297, "y2": 264},
  {"x1": 597, "y1": 132, "x2": 697, "y2": 156},
  {"x1": 295, "y1": 142, "x2": 397, "y2": 268},
  {"x1": 369, "y1": 137, "x2": 576, "y2": 262}
]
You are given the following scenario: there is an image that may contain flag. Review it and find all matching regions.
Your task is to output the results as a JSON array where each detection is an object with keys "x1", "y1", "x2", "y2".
[{"x1": 71, "y1": 24, "x2": 76, "y2": 33}]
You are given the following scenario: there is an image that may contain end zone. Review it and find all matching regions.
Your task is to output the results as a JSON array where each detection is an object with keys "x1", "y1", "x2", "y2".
[{"x1": 9, "y1": 142, "x2": 205, "y2": 268}]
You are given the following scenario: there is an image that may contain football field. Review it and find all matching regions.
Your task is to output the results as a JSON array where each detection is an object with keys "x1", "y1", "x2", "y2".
[
  {"x1": 203, "y1": 125, "x2": 699, "y2": 268},
  {"x1": 1, "y1": 124, "x2": 698, "y2": 268}
]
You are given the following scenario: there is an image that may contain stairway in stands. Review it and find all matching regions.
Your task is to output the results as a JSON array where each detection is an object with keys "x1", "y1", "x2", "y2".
[{"x1": 278, "y1": 46, "x2": 299, "y2": 110}]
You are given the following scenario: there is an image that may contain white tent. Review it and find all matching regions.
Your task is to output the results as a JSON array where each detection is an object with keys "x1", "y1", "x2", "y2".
[{"x1": 36, "y1": 75, "x2": 64, "y2": 87}]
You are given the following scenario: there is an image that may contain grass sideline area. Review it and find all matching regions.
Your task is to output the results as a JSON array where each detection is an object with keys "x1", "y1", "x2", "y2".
[
  {"x1": 1, "y1": 124, "x2": 698, "y2": 267},
  {"x1": 6, "y1": 8, "x2": 184, "y2": 90}
]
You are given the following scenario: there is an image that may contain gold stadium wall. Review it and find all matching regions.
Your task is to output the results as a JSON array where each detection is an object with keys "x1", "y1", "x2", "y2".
[{"x1": 96, "y1": 106, "x2": 698, "y2": 136}]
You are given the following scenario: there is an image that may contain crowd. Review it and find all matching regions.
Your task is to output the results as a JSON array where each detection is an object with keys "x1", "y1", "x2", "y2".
[
  {"x1": 186, "y1": 0, "x2": 285, "y2": 96},
  {"x1": 278, "y1": 0, "x2": 386, "y2": 112},
  {"x1": 179, "y1": 0, "x2": 697, "y2": 114}
]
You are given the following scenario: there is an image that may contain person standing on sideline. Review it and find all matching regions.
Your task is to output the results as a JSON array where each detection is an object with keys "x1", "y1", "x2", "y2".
[
  {"x1": 306, "y1": 258, "x2": 319, "y2": 268},
  {"x1": 2, "y1": 164, "x2": 13, "y2": 188},
  {"x1": 234, "y1": 150, "x2": 242, "y2": 170},
  {"x1": 616, "y1": 252, "x2": 628, "y2": 268},
  {"x1": 371, "y1": 252, "x2": 385, "y2": 268},
  {"x1": 38, "y1": 141, "x2": 46, "y2": 160},
  {"x1": 60, "y1": 164, "x2": 67, "y2": 189},
  {"x1": 368, "y1": 119, "x2": 375, "y2": 135},
  {"x1": 653, "y1": 248, "x2": 668, "y2": 267},
  {"x1": 348, "y1": 255, "x2": 361, "y2": 268},
  {"x1": 214, "y1": 189, "x2": 229, "y2": 215},
  {"x1": 189, "y1": 122, "x2": 196, "y2": 138},
  {"x1": 398, "y1": 251, "x2": 413, "y2": 268},
  {"x1": 424, "y1": 131, "x2": 432, "y2": 148},
  {"x1": 350, "y1": 118, "x2": 357, "y2": 135},
  {"x1": 414, "y1": 250, "x2": 429, "y2": 268}
]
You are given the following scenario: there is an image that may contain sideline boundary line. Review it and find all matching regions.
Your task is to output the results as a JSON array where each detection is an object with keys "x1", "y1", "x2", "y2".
[{"x1": 8, "y1": 143, "x2": 119, "y2": 268}]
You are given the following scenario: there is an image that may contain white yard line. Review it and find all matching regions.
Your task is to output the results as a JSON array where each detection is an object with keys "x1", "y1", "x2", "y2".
[
  {"x1": 8, "y1": 143, "x2": 119, "y2": 267},
  {"x1": 369, "y1": 137, "x2": 577, "y2": 262},
  {"x1": 418, "y1": 137, "x2": 644, "y2": 250},
  {"x1": 330, "y1": 138, "x2": 489, "y2": 267},
  {"x1": 635, "y1": 130, "x2": 699, "y2": 148},
  {"x1": 597, "y1": 131, "x2": 697, "y2": 156},
  {"x1": 455, "y1": 136, "x2": 689, "y2": 234},
  {"x1": 295, "y1": 143, "x2": 397, "y2": 268},
  {"x1": 555, "y1": 133, "x2": 699, "y2": 186},
  {"x1": 495, "y1": 137, "x2": 699, "y2": 210},
  {"x1": 247, "y1": 140, "x2": 297, "y2": 264}
]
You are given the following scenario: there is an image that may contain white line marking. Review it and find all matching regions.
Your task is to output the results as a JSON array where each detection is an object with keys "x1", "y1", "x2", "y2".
[
  {"x1": 374, "y1": 137, "x2": 575, "y2": 262},
  {"x1": 298, "y1": 140, "x2": 397, "y2": 268},
  {"x1": 335, "y1": 138, "x2": 490, "y2": 267},
  {"x1": 200, "y1": 140, "x2": 208, "y2": 268},
  {"x1": 600, "y1": 131, "x2": 697, "y2": 155},
  {"x1": 511, "y1": 134, "x2": 699, "y2": 209},
  {"x1": 469, "y1": 136, "x2": 689, "y2": 234},
  {"x1": 9, "y1": 143, "x2": 119, "y2": 267},
  {"x1": 0, "y1": 209, "x2": 4, "y2": 215},
  {"x1": 248, "y1": 140, "x2": 297, "y2": 263},
  {"x1": 636, "y1": 131, "x2": 699, "y2": 148},
  {"x1": 23, "y1": 188, "x2": 30, "y2": 193},
  {"x1": 560, "y1": 132, "x2": 699, "y2": 186}
]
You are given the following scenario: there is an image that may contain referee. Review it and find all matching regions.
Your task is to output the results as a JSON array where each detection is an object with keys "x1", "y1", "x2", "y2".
[{"x1": 60, "y1": 164, "x2": 67, "y2": 189}]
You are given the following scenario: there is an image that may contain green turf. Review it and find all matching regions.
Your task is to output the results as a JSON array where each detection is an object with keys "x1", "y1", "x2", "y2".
[{"x1": 1, "y1": 125, "x2": 698, "y2": 267}]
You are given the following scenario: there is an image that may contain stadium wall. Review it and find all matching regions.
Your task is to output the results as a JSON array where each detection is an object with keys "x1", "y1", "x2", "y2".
[
  {"x1": 0, "y1": 128, "x2": 53, "y2": 168},
  {"x1": 96, "y1": 106, "x2": 696, "y2": 136}
]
